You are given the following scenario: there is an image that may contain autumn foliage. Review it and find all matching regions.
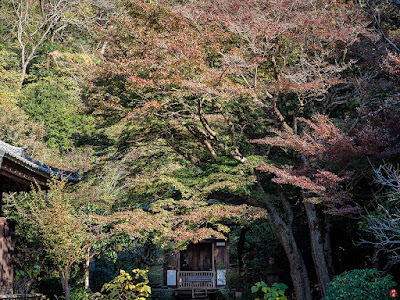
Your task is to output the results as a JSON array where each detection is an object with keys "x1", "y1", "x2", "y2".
[
  {"x1": 92, "y1": 198, "x2": 265, "y2": 249},
  {"x1": 252, "y1": 114, "x2": 361, "y2": 215},
  {"x1": 2, "y1": 0, "x2": 400, "y2": 299}
]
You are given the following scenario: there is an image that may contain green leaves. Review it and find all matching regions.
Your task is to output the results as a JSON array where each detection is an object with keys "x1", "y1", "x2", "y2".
[
  {"x1": 21, "y1": 178, "x2": 95, "y2": 272},
  {"x1": 251, "y1": 285, "x2": 259, "y2": 293},
  {"x1": 101, "y1": 269, "x2": 151, "y2": 300},
  {"x1": 324, "y1": 269, "x2": 397, "y2": 300},
  {"x1": 15, "y1": 265, "x2": 41, "y2": 281},
  {"x1": 20, "y1": 78, "x2": 95, "y2": 150},
  {"x1": 251, "y1": 281, "x2": 288, "y2": 300}
]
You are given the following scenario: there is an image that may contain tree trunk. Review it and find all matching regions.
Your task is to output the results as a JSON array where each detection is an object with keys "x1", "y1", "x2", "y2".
[
  {"x1": 85, "y1": 247, "x2": 91, "y2": 290},
  {"x1": 249, "y1": 180, "x2": 312, "y2": 300},
  {"x1": 19, "y1": 63, "x2": 27, "y2": 87},
  {"x1": 305, "y1": 201, "x2": 331, "y2": 298},
  {"x1": 266, "y1": 206, "x2": 312, "y2": 300},
  {"x1": 101, "y1": 41, "x2": 108, "y2": 55},
  {"x1": 60, "y1": 268, "x2": 71, "y2": 300}
]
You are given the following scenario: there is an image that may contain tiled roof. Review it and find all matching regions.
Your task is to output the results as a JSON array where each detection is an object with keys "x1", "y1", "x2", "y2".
[{"x1": 0, "y1": 140, "x2": 80, "y2": 182}]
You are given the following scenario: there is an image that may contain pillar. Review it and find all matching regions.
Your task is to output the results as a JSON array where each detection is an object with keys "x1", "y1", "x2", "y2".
[{"x1": 0, "y1": 217, "x2": 15, "y2": 294}]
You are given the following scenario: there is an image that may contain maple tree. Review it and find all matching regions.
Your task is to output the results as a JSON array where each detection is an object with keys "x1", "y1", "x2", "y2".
[
  {"x1": 87, "y1": 0, "x2": 374, "y2": 298},
  {"x1": 252, "y1": 114, "x2": 360, "y2": 296},
  {"x1": 253, "y1": 106, "x2": 400, "y2": 293},
  {"x1": 0, "y1": 0, "x2": 398, "y2": 297}
]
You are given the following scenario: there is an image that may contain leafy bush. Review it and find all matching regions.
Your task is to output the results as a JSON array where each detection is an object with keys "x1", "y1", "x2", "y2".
[
  {"x1": 324, "y1": 268, "x2": 397, "y2": 300},
  {"x1": 101, "y1": 269, "x2": 151, "y2": 300},
  {"x1": 251, "y1": 281, "x2": 288, "y2": 300}
]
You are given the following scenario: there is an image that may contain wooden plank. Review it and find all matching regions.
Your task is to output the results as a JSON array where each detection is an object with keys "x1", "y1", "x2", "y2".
[{"x1": 187, "y1": 276, "x2": 212, "y2": 282}]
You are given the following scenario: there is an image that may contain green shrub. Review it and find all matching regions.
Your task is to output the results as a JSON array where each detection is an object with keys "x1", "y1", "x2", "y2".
[
  {"x1": 101, "y1": 269, "x2": 151, "y2": 300},
  {"x1": 251, "y1": 281, "x2": 288, "y2": 300},
  {"x1": 324, "y1": 268, "x2": 397, "y2": 300}
]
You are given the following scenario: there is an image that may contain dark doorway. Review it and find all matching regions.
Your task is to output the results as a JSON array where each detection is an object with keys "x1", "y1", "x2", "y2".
[{"x1": 180, "y1": 243, "x2": 212, "y2": 271}]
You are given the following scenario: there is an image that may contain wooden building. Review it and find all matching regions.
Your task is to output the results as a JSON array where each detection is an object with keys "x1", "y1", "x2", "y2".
[
  {"x1": 164, "y1": 238, "x2": 229, "y2": 294},
  {"x1": 0, "y1": 140, "x2": 79, "y2": 294}
]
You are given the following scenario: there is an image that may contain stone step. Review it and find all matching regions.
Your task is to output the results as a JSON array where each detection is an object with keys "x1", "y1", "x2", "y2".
[{"x1": 191, "y1": 289, "x2": 209, "y2": 300}]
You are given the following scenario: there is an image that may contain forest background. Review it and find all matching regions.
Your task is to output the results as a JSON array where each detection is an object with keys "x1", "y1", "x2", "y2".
[{"x1": 1, "y1": 0, "x2": 400, "y2": 299}]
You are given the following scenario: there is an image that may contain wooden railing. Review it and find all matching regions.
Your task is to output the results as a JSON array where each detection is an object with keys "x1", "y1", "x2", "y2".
[{"x1": 178, "y1": 271, "x2": 216, "y2": 289}]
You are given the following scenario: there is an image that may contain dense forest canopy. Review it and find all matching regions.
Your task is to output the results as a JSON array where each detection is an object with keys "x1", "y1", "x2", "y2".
[{"x1": 0, "y1": 0, "x2": 400, "y2": 299}]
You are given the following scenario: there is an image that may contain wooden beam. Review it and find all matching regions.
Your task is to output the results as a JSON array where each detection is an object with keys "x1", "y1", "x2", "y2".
[{"x1": 0, "y1": 166, "x2": 47, "y2": 188}]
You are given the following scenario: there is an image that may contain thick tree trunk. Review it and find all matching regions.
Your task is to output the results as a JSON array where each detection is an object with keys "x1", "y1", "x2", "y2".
[
  {"x1": 266, "y1": 206, "x2": 312, "y2": 300},
  {"x1": 248, "y1": 180, "x2": 312, "y2": 300},
  {"x1": 305, "y1": 202, "x2": 331, "y2": 298},
  {"x1": 60, "y1": 268, "x2": 71, "y2": 300}
]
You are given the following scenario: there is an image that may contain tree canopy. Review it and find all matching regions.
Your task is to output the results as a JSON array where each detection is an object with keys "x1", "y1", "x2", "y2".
[{"x1": 0, "y1": 0, "x2": 400, "y2": 299}]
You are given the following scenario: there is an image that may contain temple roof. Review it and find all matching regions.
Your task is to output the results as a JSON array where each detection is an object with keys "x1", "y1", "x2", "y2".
[{"x1": 0, "y1": 140, "x2": 80, "y2": 192}]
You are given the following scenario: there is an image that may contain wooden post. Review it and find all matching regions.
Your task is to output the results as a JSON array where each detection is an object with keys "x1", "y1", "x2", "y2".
[
  {"x1": 212, "y1": 242, "x2": 216, "y2": 288},
  {"x1": 176, "y1": 251, "x2": 180, "y2": 288},
  {"x1": 211, "y1": 242, "x2": 215, "y2": 271},
  {"x1": 225, "y1": 241, "x2": 230, "y2": 269},
  {"x1": 0, "y1": 218, "x2": 15, "y2": 294}
]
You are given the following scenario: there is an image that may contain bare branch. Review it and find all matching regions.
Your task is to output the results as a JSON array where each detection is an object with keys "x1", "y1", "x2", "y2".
[{"x1": 361, "y1": 164, "x2": 400, "y2": 264}]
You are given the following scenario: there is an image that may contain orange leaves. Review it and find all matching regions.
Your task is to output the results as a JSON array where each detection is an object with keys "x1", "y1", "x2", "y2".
[
  {"x1": 253, "y1": 114, "x2": 361, "y2": 215},
  {"x1": 258, "y1": 164, "x2": 326, "y2": 193},
  {"x1": 143, "y1": 100, "x2": 162, "y2": 109},
  {"x1": 122, "y1": 100, "x2": 162, "y2": 121},
  {"x1": 92, "y1": 199, "x2": 265, "y2": 249},
  {"x1": 127, "y1": 75, "x2": 154, "y2": 88},
  {"x1": 384, "y1": 52, "x2": 400, "y2": 76},
  {"x1": 90, "y1": 0, "x2": 371, "y2": 136},
  {"x1": 253, "y1": 114, "x2": 357, "y2": 162}
]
